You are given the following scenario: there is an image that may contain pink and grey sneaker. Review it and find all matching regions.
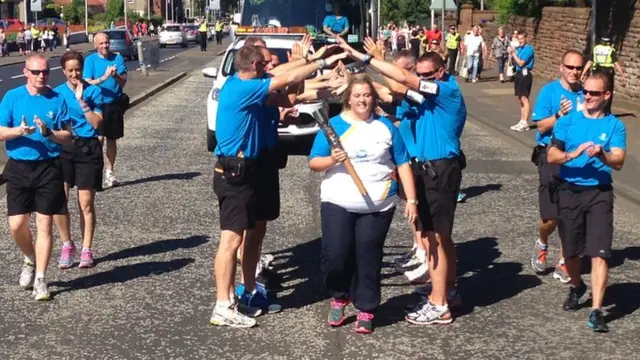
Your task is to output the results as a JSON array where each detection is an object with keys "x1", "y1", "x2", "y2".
[
  {"x1": 59, "y1": 242, "x2": 77, "y2": 269},
  {"x1": 354, "y1": 312, "x2": 374, "y2": 334},
  {"x1": 327, "y1": 298, "x2": 350, "y2": 327},
  {"x1": 78, "y1": 249, "x2": 95, "y2": 268}
]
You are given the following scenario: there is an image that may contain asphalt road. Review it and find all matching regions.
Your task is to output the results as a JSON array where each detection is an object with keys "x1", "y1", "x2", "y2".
[
  {"x1": 0, "y1": 42, "x2": 199, "y2": 99},
  {"x1": 0, "y1": 56, "x2": 639, "y2": 359}
]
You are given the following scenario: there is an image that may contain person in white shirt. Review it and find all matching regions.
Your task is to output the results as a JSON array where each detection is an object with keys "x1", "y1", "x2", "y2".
[
  {"x1": 462, "y1": 25, "x2": 487, "y2": 83},
  {"x1": 309, "y1": 74, "x2": 417, "y2": 334}
]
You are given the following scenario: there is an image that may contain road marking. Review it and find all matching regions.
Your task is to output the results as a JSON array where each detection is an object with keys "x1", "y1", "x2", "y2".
[
  {"x1": 51, "y1": 66, "x2": 61, "y2": 70},
  {"x1": 11, "y1": 74, "x2": 24, "y2": 79}
]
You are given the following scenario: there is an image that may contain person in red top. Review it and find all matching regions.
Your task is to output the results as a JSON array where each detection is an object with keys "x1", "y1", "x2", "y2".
[{"x1": 426, "y1": 24, "x2": 443, "y2": 46}]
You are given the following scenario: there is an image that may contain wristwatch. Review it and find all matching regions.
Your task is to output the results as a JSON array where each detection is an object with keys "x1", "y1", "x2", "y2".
[
  {"x1": 42, "y1": 127, "x2": 52, "y2": 137},
  {"x1": 407, "y1": 199, "x2": 419, "y2": 205}
]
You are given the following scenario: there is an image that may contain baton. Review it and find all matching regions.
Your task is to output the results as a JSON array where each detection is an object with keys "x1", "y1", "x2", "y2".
[{"x1": 316, "y1": 118, "x2": 368, "y2": 197}]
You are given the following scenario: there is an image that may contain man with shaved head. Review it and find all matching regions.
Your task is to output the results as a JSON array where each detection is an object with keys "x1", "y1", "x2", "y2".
[
  {"x1": 83, "y1": 32, "x2": 128, "y2": 189},
  {"x1": 0, "y1": 54, "x2": 73, "y2": 301}
]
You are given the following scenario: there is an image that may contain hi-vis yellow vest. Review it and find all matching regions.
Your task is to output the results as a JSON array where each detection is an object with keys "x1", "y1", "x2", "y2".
[
  {"x1": 446, "y1": 33, "x2": 460, "y2": 50},
  {"x1": 199, "y1": 22, "x2": 209, "y2": 32},
  {"x1": 215, "y1": 22, "x2": 223, "y2": 32},
  {"x1": 593, "y1": 45, "x2": 615, "y2": 67}
]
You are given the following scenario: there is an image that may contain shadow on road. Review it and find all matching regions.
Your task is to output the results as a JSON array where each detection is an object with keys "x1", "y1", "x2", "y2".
[
  {"x1": 460, "y1": 183, "x2": 502, "y2": 201},
  {"x1": 271, "y1": 237, "x2": 329, "y2": 309},
  {"x1": 377, "y1": 237, "x2": 542, "y2": 327},
  {"x1": 95, "y1": 235, "x2": 209, "y2": 264},
  {"x1": 603, "y1": 282, "x2": 640, "y2": 323},
  {"x1": 116, "y1": 171, "x2": 202, "y2": 187},
  {"x1": 49, "y1": 258, "x2": 195, "y2": 297}
]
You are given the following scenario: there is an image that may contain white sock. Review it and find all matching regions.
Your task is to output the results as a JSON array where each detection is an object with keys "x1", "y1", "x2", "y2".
[
  {"x1": 82, "y1": 247, "x2": 91, "y2": 252},
  {"x1": 216, "y1": 300, "x2": 232, "y2": 310},
  {"x1": 35, "y1": 272, "x2": 45, "y2": 280},
  {"x1": 415, "y1": 248, "x2": 427, "y2": 262},
  {"x1": 559, "y1": 258, "x2": 565, "y2": 265},
  {"x1": 24, "y1": 254, "x2": 35, "y2": 264},
  {"x1": 62, "y1": 241, "x2": 72, "y2": 248}
]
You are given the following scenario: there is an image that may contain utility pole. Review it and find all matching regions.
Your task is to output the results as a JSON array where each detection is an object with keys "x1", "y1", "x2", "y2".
[
  {"x1": 592, "y1": 0, "x2": 597, "y2": 51},
  {"x1": 371, "y1": 0, "x2": 378, "y2": 40},
  {"x1": 441, "y1": 0, "x2": 445, "y2": 33},
  {"x1": 85, "y1": 0, "x2": 89, "y2": 35}
]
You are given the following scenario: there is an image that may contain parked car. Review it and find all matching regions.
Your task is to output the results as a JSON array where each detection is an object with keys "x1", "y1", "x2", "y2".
[
  {"x1": 159, "y1": 24, "x2": 188, "y2": 48},
  {"x1": 101, "y1": 28, "x2": 138, "y2": 60},
  {"x1": 183, "y1": 24, "x2": 198, "y2": 43}
]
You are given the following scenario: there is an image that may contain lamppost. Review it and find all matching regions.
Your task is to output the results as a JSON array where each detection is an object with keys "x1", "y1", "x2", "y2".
[{"x1": 85, "y1": 0, "x2": 89, "y2": 35}]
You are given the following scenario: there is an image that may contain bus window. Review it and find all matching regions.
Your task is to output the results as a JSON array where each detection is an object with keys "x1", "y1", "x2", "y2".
[{"x1": 241, "y1": 0, "x2": 366, "y2": 40}]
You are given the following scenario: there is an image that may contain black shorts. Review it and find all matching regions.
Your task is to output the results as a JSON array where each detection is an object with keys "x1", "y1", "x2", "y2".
[
  {"x1": 254, "y1": 151, "x2": 281, "y2": 222},
  {"x1": 61, "y1": 138, "x2": 104, "y2": 189},
  {"x1": 415, "y1": 158, "x2": 462, "y2": 237},
  {"x1": 514, "y1": 71, "x2": 533, "y2": 97},
  {"x1": 533, "y1": 146, "x2": 560, "y2": 220},
  {"x1": 213, "y1": 157, "x2": 257, "y2": 232},
  {"x1": 100, "y1": 99, "x2": 125, "y2": 140},
  {"x1": 556, "y1": 182, "x2": 614, "y2": 259},
  {"x1": 3, "y1": 158, "x2": 68, "y2": 216}
]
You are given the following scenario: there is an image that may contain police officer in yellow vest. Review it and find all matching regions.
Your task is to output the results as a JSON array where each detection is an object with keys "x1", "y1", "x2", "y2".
[
  {"x1": 581, "y1": 37, "x2": 627, "y2": 113},
  {"x1": 215, "y1": 20, "x2": 224, "y2": 45},
  {"x1": 445, "y1": 25, "x2": 461, "y2": 74},
  {"x1": 199, "y1": 19, "x2": 209, "y2": 52}
]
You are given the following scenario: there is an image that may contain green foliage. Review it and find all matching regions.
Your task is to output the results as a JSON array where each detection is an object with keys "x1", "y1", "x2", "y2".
[
  {"x1": 150, "y1": 15, "x2": 164, "y2": 27},
  {"x1": 60, "y1": 0, "x2": 88, "y2": 25},
  {"x1": 105, "y1": 0, "x2": 123, "y2": 24},
  {"x1": 493, "y1": 0, "x2": 579, "y2": 21},
  {"x1": 381, "y1": 0, "x2": 431, "y2": 25}
]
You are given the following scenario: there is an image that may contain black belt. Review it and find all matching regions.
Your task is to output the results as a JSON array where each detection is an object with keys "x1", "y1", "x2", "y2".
[
  {"x1": 559, "y1": 180, "x2": 613, "y2": 192},
  {"x1": 217, "y1": 156, "x2": 257, "y2": 166},
  {"x1": 9, "y1": 157, "x2": 59, "y2": 165}
]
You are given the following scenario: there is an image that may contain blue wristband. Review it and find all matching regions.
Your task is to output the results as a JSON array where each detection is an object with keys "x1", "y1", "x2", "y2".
[{"x1": 363, "y1": 55, "x2": 372, "y2": 65}]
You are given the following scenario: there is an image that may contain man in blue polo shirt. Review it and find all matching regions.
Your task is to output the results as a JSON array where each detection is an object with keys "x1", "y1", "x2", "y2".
[
  {"x1": 83, "y1": 32, "x2": 128, "y2": 188},
  {"x1": 547, "y1": 73, "x2": 626, "y2": 333},
  {"x1": 323, "y1": 3, "x2": 350, "y2": 38},
  {"x1": 209, "y1": 44, "x2": 347, "y2": 328},
  {"x1": 0, "y1": 54, "x2": 73, "y2": 301},
  {"x1": 508, "y1": 31, "x2": 535, "y2": 132},
  {"x1": 529, "y1": 50, "x2": 585, "y2": 283}
]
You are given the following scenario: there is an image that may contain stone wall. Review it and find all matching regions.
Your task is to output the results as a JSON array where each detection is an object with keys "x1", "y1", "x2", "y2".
[{"x1": 464, "y1": 6, "x2": 640, "y2": 99}]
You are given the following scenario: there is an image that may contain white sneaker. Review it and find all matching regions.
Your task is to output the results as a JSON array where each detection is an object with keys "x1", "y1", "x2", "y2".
[
  {"x1": 210, "y1": 303, "x2": 257, "y2": 328},
  {"x1": 510, "y1": 120, "x2": 530, "y2": 132},
  {"x1": 405, "y1": 301, "x2": 453, "y2": 325},
  {"x1": 404, "y1": 263, "x2": 429, "y2": 282},
  {"x1": 104, "y1": 171, "x2": 118, "y2": 188},
  {"x1": 19, "y1": 261, "x2": 35, "y2": 288},
  {"x1": 32, "y1": 278, "x2": 51, "y2": 301}
]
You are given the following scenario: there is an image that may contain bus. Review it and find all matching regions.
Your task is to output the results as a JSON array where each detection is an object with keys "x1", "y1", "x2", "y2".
[{"x1": 238, "y1": 0, "x2": 370, "y2": 41}]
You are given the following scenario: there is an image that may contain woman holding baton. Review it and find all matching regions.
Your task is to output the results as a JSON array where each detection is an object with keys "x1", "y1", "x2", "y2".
[{"x1": 309, "y1": 74, "x2": 418, "y2": 334}]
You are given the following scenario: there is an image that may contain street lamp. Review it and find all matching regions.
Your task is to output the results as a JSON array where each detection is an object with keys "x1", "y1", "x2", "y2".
[{"x1": 85, "y1": 0, "x2": 88, "y2": 36}]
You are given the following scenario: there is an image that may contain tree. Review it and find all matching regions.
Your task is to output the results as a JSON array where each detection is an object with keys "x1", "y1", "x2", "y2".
[
  {"x1": 381, "y1": 0, "x2": 431, "y2": 26},
  {"x1": 62, "y1": 0, "x2": 86, "y2": 25},
  {"x1": 105, "y1": 0, "x2": 123, "y2": 24}
]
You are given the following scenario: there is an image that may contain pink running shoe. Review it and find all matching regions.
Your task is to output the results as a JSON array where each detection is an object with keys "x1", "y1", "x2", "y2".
[
  {"x1": 79, "y1": 249, "x2": 95, "y2": 268},
  {"x1": 354, "y1": 312, "x2": 374, "y2": 334},
  {"x1": 327, "y1": 298, "x2": 350, "y2": 327},
  {"x1": 59, "y1": 242, "x2": 77, "y2": 269}
]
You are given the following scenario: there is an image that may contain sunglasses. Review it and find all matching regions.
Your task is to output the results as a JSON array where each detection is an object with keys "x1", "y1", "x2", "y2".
[
  {"x1": 582, "y1": 89, "x2": 606, "y2": 96},
  {"x1": 416, "y1": 68, "x2": 439, "y2": 79},
  {"x1": 27, "y1": 69, "x2": 50, "y2": 76},
  {"x1": 563, "y1": 64, "x2": 583, "y2": 71}
]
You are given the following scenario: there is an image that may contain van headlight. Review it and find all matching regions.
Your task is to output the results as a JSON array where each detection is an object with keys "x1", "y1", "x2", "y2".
[{"x1": 211, "y1": 88, "x2": 220, "y2": 101}]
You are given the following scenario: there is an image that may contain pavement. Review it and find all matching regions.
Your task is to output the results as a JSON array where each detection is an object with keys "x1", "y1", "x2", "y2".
[
  {"x1": 457, "y1": 68, "x2": 640, "y2": 205},
  {"x1": 0, "y1": 52, "x2": 639, "y2": 359}
]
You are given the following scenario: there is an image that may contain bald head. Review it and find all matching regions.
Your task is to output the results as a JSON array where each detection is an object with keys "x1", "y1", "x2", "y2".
[
  {"x1": 25, "y1": 53, "x2": 47, "y2": 68},
  {"x1": 94, "y1": 32, "x2": 110, "y2": 56},
  {"x1": 24, "y1": 54, "x2": 49, "y2": 92}
]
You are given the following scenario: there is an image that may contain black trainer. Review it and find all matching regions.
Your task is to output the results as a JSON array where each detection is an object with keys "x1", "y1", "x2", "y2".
[
  {"x1": 588, "y1": 309, "x2": 609, "y2": 333},
  {"x1": 563, "y1": 281, "x2": 587, "y2": 311}
]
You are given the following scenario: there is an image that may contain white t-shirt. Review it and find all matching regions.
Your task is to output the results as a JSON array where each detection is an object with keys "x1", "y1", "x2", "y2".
[
  {"x1": 464, "y1": 34, "x2": 484, "y2": 55},
  {"x1": 309, "y1": 115, "x2": 410, "y2": 213}
]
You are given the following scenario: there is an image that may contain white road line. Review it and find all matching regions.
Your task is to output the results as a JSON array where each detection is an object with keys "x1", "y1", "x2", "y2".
[
  {"x1": 11, "y1": 74, "x2": 24, "y2": 79},
  {"x1": 51, "y1": 66, "x2": 62, "y2": 70}
]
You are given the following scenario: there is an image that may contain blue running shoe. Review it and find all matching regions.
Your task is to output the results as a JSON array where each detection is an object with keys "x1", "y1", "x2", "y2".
[
  {"x1": 457, "y1": 192, "x2": 467, "y2": 203},
  {"x1": 248, "y1": 291, "x2": 282, "y2": 314}
]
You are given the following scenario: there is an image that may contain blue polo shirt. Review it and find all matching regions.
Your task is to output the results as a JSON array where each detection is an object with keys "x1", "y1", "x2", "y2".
[
  {"x1": 532, "y1": 80, "x2": 584, "y2": 146},
  {"x1": 261, "y1": 105, "x2": 279, "y2": 150},
  {"x1": 396, "y1": 100, "x2": 419, "y2": 158},
  {"x1": 0, "y1": 86, "x2": 70, "y2": 161},
  {"x1": 215, "y1": 75, "x2": 271, "y2": 159},
  {"x1": 83, "y1": 52, "x2": 127, "y2": 104},
  {"x1": 515, "y1": 44, "x2": 535, "y2": 71},
  {"x1": 323, "y1": 15, "x2": 349, "y2": 33},
  {"x1": 551, "y1": 111, "x2": 626, "y2": 186},
  {"x1": 54, "y1": 82, "x2": 104, "y2": 138},
  {"x1": 415, "y1": 74, "x2": 467, "y2": 161}
]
